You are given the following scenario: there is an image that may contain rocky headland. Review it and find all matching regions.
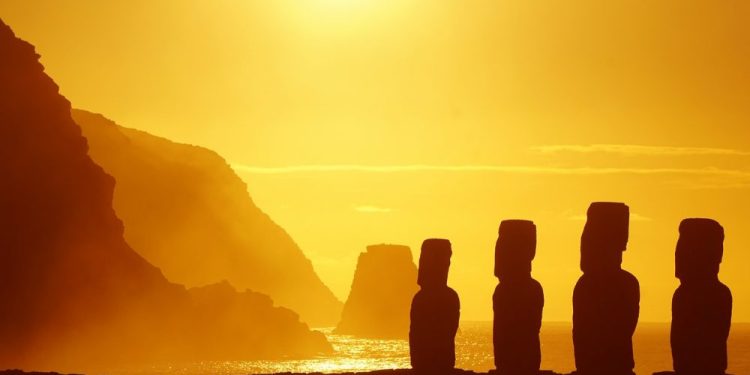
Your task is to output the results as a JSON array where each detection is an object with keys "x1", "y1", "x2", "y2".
[
  {"x1": 73, "y1": 109, "x2": 342, "y2": 327},
  {"x1": 0, "y1": 17, "x2": 329, "y2": 372}
]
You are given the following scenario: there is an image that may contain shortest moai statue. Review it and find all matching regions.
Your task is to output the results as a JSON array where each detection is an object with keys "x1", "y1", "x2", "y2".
[
  {"x1": 410, "y1": 238, "x2": 460, "y2": 374},
  {"x1": 493, "y1": 220, "x2": 544, "y2": 375},
  {"x1": 670, "y1": 218, "x2": 732, "y2": 375}
]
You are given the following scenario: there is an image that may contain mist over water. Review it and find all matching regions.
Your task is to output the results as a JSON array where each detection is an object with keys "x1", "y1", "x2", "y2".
[{"x1": 106, "y1": 322, "x2": 750, "y2": 375}]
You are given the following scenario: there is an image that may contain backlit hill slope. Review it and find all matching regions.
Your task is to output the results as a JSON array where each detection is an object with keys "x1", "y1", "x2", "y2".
[
  {"x1": 0, "y1": 18, "x2": 330, "y2": 372},
  {"x1": 73, "y1": 109, "x2": 342, "y2": 326}
]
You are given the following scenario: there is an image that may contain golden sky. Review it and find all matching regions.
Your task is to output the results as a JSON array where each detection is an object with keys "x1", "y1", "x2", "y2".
[{"x1": 2, "y1": 0, "x2": 748, "y2": 322}]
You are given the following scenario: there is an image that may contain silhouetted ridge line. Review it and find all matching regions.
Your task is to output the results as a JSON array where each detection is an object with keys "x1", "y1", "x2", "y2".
[
  {"x1": 72, "y1": 109, "x2": 343, "y2": 327},
  {"x1": 0, "y1": 18, "x2": 330, "y2": 372}
]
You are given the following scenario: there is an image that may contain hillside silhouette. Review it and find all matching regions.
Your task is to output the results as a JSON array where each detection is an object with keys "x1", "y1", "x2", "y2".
[
  {"x1": 72, "y1": 109, "x2": 342, "y2": 326},
  {"x1": 0, "y1": 18, "x2": 330, "y2": 371},
  {"x1": 335, "y1": 244, "x2": 418, "y2": 339}
]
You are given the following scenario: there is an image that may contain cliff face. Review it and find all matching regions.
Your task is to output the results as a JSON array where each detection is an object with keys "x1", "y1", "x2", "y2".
[
  {"x1": 72, "y1": 109, "x2": 342, "y2": 326},
  {"x1": 0, "y1": 18, "x2": 330, "y2": 371},
  {"x1": 335, "y1": 245, "x2": 419, "y2": 339}
]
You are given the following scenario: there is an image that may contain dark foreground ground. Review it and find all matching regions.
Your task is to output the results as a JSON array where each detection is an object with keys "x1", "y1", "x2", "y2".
[
  {"x1": 2, "y1": 370, "x2": 706, "y2": 375},
  {"x1": 254, "y1": 371, "x2": 563, "y2": 375},
  {"x1": 2, "y1": 370, "x2": 564, "y2": 375}
]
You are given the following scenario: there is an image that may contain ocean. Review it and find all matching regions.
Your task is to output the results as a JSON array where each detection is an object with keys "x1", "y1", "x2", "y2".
[{"x1": 110, "y1": 322, "x2": 750, "y2": 375}]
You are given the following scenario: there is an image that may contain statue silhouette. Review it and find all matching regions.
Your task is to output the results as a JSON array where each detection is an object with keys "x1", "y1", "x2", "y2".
[
  {"x1": 573, "y1": 202, "x2": 640, "y2": 375},
  {"x1": 670, "y1": 218, "x2": 732, "y2": 375},
  {"x1": 493, "y1": 220, "x2": 544, "y2": 375},
  {"x1": 410, "y1": 238, "x2": 460, "y2": 374}
]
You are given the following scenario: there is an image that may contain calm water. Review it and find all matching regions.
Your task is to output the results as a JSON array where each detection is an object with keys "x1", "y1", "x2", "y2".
[{"x1": 109, "y1": 322, "x2": 750, "y2": 375}]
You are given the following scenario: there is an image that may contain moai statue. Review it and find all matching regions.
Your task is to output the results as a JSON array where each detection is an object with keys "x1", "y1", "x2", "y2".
[
  {"x1": 573, "y1": 202, "x2": 640, "y2": 375},
  {"x1": 410, "y1": 238, "x2": 461, "y2": 374},
  {"x1": 493, "y1": 220, "x2": 544, "y2": 375},
  {"x1": 670, "y1": 219, "x2": 732, "y2": 375}
]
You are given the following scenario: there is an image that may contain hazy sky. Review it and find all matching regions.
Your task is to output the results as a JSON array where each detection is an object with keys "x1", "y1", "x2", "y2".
[{"x1": 2, "y1": 0, "x2": 748, "y2": 322}]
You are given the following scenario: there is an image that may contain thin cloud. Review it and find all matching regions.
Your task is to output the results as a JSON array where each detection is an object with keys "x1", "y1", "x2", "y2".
[
  {"x1": 354, "y1": 205, "x2": 393, "y2": 214},
  {"x1": 531, "y1": 144, "x2": 750, "y2": 156},
  {"x1": 680, "y1": 181, "x2": 750, "y2": 190},
  {"x1": 231, "y1": 163, "x2": 750, "y2": 178}
]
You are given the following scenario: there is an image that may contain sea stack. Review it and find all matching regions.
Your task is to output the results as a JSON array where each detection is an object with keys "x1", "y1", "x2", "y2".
[
  {"x1": 670, "y1": 219, "x2": 732, "y2": 375},
  {"x1": 573, "y1": 202, "x2": 640, "y2": 375},
  {"x1": 493, "y1": 220, "x2": 544, "y2": 375},
  {"x1": 335, "y1": 244, "x2": 418, "y2": 339},
  {"x1": 410, "y1": 239, "x2": 460, "y2": 374}
]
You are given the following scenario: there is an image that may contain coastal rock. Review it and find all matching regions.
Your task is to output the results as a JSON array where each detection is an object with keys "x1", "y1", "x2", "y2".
[
  {"x1": 0, "y1": 18, "x2": 330, "y2": 372},
  {"x1": 72, "y1": 109, "x2": 342, "y2": 327},
  {"x1": 335, "y1": 245, "x2": 419, "y2": 338}
]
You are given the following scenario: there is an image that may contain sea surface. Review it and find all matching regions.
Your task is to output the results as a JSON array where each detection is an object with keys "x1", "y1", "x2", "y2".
[{"x1": 109, "y1": 322, "x2": 750, "y2": 375}]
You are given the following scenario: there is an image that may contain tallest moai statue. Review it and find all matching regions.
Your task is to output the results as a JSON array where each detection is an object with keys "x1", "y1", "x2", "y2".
[{"x1": 573, "y1": 202, "x2": 640, "y2": 375}]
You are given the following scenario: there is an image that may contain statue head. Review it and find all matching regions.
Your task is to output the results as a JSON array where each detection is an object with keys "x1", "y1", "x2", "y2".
[
  {"x1": 581, "y1": 202, "x2": 629, "y2": 273},
  {"x1": 417, "y1": 238, "x2": 452, "y2": 288},
  {"x1": 495, "y1": 220, "x2": 536, "y2": 279},
  {"x1": 676, "y1": 218, "x2": 724, "y2": 282}
]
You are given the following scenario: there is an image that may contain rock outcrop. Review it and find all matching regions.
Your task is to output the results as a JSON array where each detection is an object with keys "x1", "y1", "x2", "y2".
[
  {"x1": 0, "y1": 18, "x2": 330, "y2": 372},
  {"x1": 71, "y1": 109, "x2": 342, "y2": 327},
  {"x1": 335, "y1": 245, "x2": 419, "y2": 339}
]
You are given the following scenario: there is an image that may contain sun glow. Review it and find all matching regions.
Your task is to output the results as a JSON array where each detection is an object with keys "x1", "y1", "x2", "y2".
[{"x1": 1, "y1": 0, "x2": 748, "y2": 328}]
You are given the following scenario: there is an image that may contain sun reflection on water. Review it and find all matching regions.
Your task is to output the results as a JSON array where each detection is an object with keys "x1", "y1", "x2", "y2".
[
  {"x1": 106, "y1": 327, "x2": 414, "y2": 375},
  {"x1": 102, "y1": 322, "x2": 750, "y2": 375},
  {"x1": 251, "y1": 329, "x2": 412, "y2": 373}
]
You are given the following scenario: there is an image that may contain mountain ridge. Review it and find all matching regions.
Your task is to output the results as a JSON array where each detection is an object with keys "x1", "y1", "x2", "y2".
[
  {"x1": 0, "y1": 17, "x2": 330, "y2": 371},
  {"x1": 72, "y1": 109, "x2": 342, "y2": 326}
]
